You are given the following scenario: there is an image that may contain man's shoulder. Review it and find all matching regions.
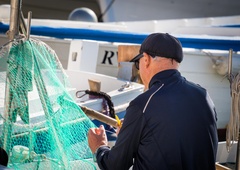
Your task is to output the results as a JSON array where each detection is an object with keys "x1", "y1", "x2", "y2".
[
  {"x1": 130, "y1": 85, "x2": 162, "y2": 110},
  {"x1": 184, "y1": 79, "x2": 207, "y2": 93},
  {"x1": 132, "y1": 89, "x2": 152, "y2": 103}
]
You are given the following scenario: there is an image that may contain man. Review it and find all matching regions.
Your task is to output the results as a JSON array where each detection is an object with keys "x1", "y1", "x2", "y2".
[
  {"x1": 0, "y1": 147, "x2": 12, "y2": 170},
  {"x1": 88, "y1": 33, "x2": 218, "y2": 170}
]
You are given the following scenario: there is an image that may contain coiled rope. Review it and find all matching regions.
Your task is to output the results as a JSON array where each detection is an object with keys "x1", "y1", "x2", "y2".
[
  {"x1": 226, "y1": 49, "x2": 240, "y2": 152},
  {"x1": 226, "y1": 73, "x2": 240, "y2": 151},
  {"x1": 76, "y1": 90, "x2": 116, "y2": 119}
]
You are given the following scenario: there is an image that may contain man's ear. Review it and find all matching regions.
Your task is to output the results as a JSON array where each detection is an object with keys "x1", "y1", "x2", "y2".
[{"x1": 143, "y1": 53, "x2": 151, "y2": 68}]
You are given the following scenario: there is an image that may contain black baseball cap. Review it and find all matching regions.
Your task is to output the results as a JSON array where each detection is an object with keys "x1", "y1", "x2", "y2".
[{"x1": 130, "y1": 33, "x2": 183, "y2": 63}]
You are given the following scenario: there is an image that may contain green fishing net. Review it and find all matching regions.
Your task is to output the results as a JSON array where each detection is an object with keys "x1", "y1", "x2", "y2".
[{"x1": 0, "y1": 38, "x2": 97, "y2": 169}]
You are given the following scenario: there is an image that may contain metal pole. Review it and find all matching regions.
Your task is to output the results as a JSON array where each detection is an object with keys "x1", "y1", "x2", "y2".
[
  {"x1": 26, "y1": 11, "x2": 32, "y2": 40},
  {"x1": 8, "y1": 0, "x2": 21, "y2": 40},
  {"x1": 228, "y1": 49, "x2": 233, "y2": 85},
  {"x1": 3, "y1": 0, "x2": 22, "y2": 154},
  {"x1": 236, "y1": 132, "x2": 240, "y2": 170}
]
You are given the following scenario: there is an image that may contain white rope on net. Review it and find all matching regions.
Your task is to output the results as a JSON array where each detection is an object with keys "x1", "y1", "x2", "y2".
[{"x1": 226, "y1": 72, "x2": 240, "y2": 152}]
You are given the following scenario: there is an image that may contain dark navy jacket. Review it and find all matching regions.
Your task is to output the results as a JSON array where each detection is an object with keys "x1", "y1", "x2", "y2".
[{"x1": 96, "y1": 69, "x2": 218, "y2": 170}]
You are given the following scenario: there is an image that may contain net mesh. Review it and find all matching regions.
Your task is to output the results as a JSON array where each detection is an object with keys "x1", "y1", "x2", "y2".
[{"x1": 0, "y1": 38, "x2": 97, "y2": 170}]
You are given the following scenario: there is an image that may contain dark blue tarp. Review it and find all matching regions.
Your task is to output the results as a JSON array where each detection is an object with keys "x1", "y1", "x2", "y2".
[{"x1": 0, "y1": 22, "x2": 239, "y2": 51}]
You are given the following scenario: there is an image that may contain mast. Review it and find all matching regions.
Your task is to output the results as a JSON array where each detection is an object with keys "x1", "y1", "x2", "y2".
[{"x1": 2, "y1": 0, "x2": 22, "y2": 153}]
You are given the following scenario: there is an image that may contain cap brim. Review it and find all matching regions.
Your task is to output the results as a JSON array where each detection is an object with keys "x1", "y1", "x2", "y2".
[{"x1": 130, "y1": 53, "x2": 143, "y2": 62}]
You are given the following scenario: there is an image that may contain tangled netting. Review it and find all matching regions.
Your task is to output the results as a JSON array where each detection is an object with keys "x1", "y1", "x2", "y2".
[
  {"x1": 0, "y1": 38, "x2": 97, "y2": 170},
  {"x1": 226, "y1": 72, "x2": 240, "y2": 152}
]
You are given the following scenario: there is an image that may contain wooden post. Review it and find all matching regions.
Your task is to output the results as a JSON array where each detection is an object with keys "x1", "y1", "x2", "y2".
[
  {"x1": 81, "y1": 106, "x2": 118, "y2": 128},
  {"x1": 88, "y1": 79, "x2": 101, "y2": 92},
  {"x1": 118, "y1": 45, "x2": 140, "y2": 62},
  {"x1": 117, "y1": 45, "x2": 143, "y2": 84}
]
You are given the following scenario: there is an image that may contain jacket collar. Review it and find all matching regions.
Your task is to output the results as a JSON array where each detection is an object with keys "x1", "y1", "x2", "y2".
[{"x1": 149, "y1": 69, "x2": 181, "y2": 88}]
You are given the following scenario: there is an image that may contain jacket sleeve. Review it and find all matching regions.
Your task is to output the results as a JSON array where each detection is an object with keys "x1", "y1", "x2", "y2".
[{"x1": 96, "y1": 101, "x2": 145, "y2": 170}]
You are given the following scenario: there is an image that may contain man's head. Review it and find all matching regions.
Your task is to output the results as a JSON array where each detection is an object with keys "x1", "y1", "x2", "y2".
[
  {"x1": 130, "y1": 33, "x2": 183, "y2": 88},
  {"x1": 131, "y1": 33, "x2": 183, "y2": 65}
]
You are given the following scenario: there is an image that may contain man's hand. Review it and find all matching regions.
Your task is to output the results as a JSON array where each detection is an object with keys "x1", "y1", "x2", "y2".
[{"x1": 88, "y1": 125, "x2": 108, "y2": 153}]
